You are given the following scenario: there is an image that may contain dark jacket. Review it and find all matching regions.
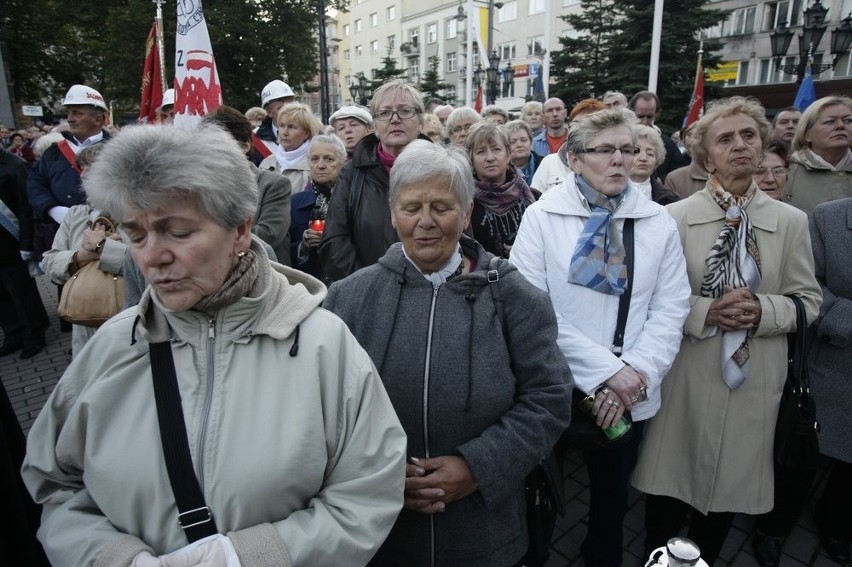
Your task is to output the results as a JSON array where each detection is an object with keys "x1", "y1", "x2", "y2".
[
  {"x1": 26, "y1": 131, "x2": 109, "y2": 222},
  {"x1": 318, "y1": 133, "x2": 401, "y2": 281},
  {"x1": 324, "y1": 236, "x2": 573, "y2": 567},
  {"x1": 650, "y1": 177, "x2": 680, "y2": 206},
  {"x1": 655, "y1": 135, "x2": 691, "y2": 182},
  {"x1": 0, "y1": 150, "x2": 33, "y2": 264},
  {"x1": 253, "y1": 165, "x2": 291, "y2": 264},
  {"x1": 289, "y1": 187, "x2": 328, "y2": 279}
]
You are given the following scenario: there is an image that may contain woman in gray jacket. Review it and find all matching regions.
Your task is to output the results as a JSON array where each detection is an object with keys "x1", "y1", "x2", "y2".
[
  {"x1": 324, "y1": 140, "x2": 572, "y2": 567},
  {"x1": 23, "y1": 125, "x2": 407, "y2": 567}
]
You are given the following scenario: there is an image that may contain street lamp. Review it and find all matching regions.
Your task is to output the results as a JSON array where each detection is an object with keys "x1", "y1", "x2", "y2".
[
  {"x1": 348, "y1": 72, "x2": 372, "y2": 106},
  {"x1": 501, "y1": 61, "x2": 515, "y2": 98},
  {"x1": 454, "y1": 0, "x2": 505, "y2": 105},
  {"x1": 769, "y1": 2, "x2": 852, "y2": 81},
  {"x1": 485, "y1": 50, "x2": 500, "y2": 105}
]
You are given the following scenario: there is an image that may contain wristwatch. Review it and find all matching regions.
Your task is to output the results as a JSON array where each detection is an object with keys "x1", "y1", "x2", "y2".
[{"x1": 96, "y1": 238, "x2": 107, "y2": 251}]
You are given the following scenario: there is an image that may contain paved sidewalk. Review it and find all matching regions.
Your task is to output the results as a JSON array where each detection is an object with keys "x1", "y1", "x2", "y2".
[{"x1": 1, "y1": 274, "x2": 845, "y2": 566}]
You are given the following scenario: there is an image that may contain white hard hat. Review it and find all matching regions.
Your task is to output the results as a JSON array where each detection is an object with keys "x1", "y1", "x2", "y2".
[
  {"x1": 261, "y1": 80, "x2": 295, "y2": 107},
  {"x1": 62, "y1": 84, "x2": 107, "y2": 111},
  {"x1": 157, "y1": 88, "x2": 175, "y2": 112}
]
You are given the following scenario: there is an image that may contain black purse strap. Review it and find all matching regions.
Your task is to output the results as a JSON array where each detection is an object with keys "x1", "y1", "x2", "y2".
[
  {"x1": 612, "y1": 218, "x2": 635, "y2": 357},
  {"x1": 785, "y1": 294, "x2": 810, "y2": 394},
  {"x1": 149, "y1": 341, "x2": 219, "y2": 543}
]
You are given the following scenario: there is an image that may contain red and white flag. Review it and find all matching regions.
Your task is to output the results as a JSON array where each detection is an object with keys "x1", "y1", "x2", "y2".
[
  {"x1": 174, "y1": 0, "x2": 222, "y2": 126},
  {"x1": 682, "y1": 45, "x2": 704, "y2": 129},
  {"x1": 474, "y1": 84, "x2": 484, "y2": 113},
  {"x1": 138, "y1": 21, "x2": 164, "y2": 124}
]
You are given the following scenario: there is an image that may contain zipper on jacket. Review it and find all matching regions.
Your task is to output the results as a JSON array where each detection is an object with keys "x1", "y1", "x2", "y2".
[
  {"x1": 422, "y1": 285, "x2": 440, "y2": 567},
  {"x1": 194, "y1": 317, "x2": 216, "y2": 491}
]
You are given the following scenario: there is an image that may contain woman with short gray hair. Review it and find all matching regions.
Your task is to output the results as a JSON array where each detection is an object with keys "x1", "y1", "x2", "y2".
[
  {"x1": 629, "y1": 124, "x2": 679, "y2": 205},
  {"x1": 23, "y1": 124, "x2": 408, "y2": 567},
  {"x1": 324, "y1": 138, "x2": 571, "y2": 567},
  {"x1": 446, "y1": 107, "x2": 481, "y2": 146}
]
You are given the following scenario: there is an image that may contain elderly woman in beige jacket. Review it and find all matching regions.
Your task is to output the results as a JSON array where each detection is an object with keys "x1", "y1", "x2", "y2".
[{"x1": 632, "y1": 97, "x2": 822, "y2": 564}]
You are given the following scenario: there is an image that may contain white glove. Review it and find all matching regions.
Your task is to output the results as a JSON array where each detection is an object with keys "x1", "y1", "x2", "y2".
[
  {"x1": 48, "y1": 206, "x2": 70, "y2": 225},
  {"x1": 132, "y1": 535, "x2": 241, "y2": 567},
  {"x1": 20, "y1": 250, "x2": 33, "y2": 261}
]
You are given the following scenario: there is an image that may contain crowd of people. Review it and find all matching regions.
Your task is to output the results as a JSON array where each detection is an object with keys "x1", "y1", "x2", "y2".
[{"x1": 0, "y1": 77, "x2": 850, "y2": 567}]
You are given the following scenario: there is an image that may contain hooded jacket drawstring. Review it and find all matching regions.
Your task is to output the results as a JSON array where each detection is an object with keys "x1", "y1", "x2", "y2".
[{"x1": 464, "y1": 292, "x2": 477, "y2": 411}]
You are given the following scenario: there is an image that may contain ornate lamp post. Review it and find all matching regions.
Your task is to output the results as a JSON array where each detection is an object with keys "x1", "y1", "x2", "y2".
[
  {"x1": 769, "y1": 1, "x2": 852, "y2": 81},
  {"x1": 485, "y1": 50, "x2": 500, "y2": 105},
  {"x1": 348, "y1": 72, "x2": 372, "y2": 106}
]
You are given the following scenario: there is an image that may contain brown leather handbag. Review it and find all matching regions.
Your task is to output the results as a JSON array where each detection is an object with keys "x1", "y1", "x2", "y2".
[{"x1": 58, "y1": 260, "x2": 126, "y2": 327}]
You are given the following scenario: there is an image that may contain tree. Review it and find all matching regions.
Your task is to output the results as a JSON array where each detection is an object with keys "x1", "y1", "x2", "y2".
[
  {"x1": 1, "y1": 0, "x2": 345, "y2": 122},
  {"x1": 418, "y1": 55, "x2": 452, "y2": 104},
  {"x1": 550, "y1": 0, "x2": 625, "y2": 108},
  {"x1": 607, "y1": 0, "x2": 729, "y2": 132},
  {"x1": 550, "y1": 0, "x2": 729, "y2": 132},
  {"x1": 369, "y1": 45, "x2": 408, "y2": 92}
]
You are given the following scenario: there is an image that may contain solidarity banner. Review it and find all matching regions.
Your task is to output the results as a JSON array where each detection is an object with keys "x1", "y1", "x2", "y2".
[
  {"x1": 174, "y1": 0, "x2": 222, "y2": 126},
  {"x1": 138, "y1": 21, "x2": 164, "y2": 124}
]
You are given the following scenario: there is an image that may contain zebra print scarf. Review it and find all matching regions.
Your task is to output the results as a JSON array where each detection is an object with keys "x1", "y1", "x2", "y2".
[{"x1": 700, "y1": 176, "x2": 762, "y2": 390}]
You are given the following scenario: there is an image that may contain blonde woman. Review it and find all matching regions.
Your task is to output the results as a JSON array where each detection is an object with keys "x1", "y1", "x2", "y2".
[{"x1": 260, "y1": 102, "x2": 322, "y2": 193}]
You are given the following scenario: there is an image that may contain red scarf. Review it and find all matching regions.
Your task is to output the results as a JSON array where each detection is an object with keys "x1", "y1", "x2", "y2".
[{"x1": 376, "y1": 143, "x2": 397, "y2": 172}]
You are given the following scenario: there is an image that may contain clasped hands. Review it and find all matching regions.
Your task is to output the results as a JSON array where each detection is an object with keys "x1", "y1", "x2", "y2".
[
  {"x1": 404, "y1": 455, "x2": 478, "y2": 514},
  {"x1": 132, "y1": 534, "x2": 240, "y2": 567},
  {"x1": 705, "y1": 285, "x2": 761, "y2": 332},
  {"x1": 593, "y1": 364, "x2": 647, "y2": 429}
]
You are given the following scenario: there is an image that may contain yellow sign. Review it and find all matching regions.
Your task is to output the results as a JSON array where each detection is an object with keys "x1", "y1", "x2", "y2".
[{"x1": 707, "y1": 61, "x2": 739, "y2": 83}]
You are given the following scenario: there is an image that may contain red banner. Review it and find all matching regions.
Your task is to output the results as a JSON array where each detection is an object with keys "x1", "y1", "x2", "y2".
[{"x1": 138, "y1": 21, "x2": 164, "y2": 124}]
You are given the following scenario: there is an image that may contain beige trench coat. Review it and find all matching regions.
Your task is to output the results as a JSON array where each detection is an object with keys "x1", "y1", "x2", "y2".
[{"x1": 632, "y1": 187, "x2": 822, "y2": 515}]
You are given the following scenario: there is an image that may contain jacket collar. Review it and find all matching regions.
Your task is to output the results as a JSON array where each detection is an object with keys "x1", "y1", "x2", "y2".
[
  {"x1": 538, "y1": 171, "x2": 661, "y2": 219},
  {"x1": 684, "y1": 185, "x2": 779, "y2": 232}
]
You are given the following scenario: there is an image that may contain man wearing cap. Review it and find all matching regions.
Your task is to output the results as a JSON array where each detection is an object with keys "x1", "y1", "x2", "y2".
[
  {"x1": 157, "y1": 88, "x2": 176, "y2": 124},
  {"x1": 329, "y1": 106, "x2": 373, "y2": 158},
  {"x1": 26, "y1": 85, "x2": 111, "y2": 257},
  {"x1": 252, "y1": 79, "x2": 295, "y2": 164}
]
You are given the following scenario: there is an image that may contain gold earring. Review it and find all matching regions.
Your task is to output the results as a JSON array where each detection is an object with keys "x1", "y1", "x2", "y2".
[{"x1": 237, "y1": 251, "x2": 247, "y2": 258}]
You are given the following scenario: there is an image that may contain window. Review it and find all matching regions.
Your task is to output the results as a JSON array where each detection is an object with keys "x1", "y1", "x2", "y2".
[
  {"x1": 527, "y1": 35, "x2": 544, "y2": 56},
  {"x1": 447, "y1": 52, "x2": 457, "y2": 72},
  {"x1": 445, "y1": 86, "x2": 457, "y2": 105},
  {"x1": 721, "y1": 6, "x2": 756, "y2": 36},
  {"x1": 370, "y1": 12, "x2": 378, "y2": 26},
  {"x1": 446, "y1": 18, "x2": 457, "y2": 39},
  {"x1": 499, "y1": 41, "x2": 517, "y2": 61},
  {"x1": 563, "y1": 0, "x2": 580, "y2": 5},
  {"x1": 344, "y1": 24, "x2": 350, "y2": 36},
  {"x1": 497, "y1": 1, "x2": 517, "y2": 22},
  {"x1": 355, "y1": 45, "x2": 363, "y2": 58},
  {"x1": 355, "y1": 19, "x2": 362, "y2": 32},
  {"x1": 764, "y1": 0, "x2": 802, "y2": 30},
  {"x1": 410, "y1": 59, "x2": 420, "y2": 82},
  {"x1": 371, "y1": 40, "x2": 379, "y2": 54},
  {"x1": 427, "y1": 23, "x2": 438, "y2": 44},
  {"x1": 736, "y1": 60, "x2": 750, "y2": 85},
  {"x1": 387, "y1": 5, "x2": 396, "y2": 20},
  {"x1": 344, "y1": 49, "x2": 351, "y2": 61},
  {"x1": 409, "y1": 28, "x2": 419, "y2": 47},
  {"x1": 836, "y1": 52, "x2": 851, "y2": 77},
  {"x1": 529, "y1": 0, "x2": 545, "y2": 14},
  {"x1": 387, "y1": 35, "x2": 395, "y2": 50}
]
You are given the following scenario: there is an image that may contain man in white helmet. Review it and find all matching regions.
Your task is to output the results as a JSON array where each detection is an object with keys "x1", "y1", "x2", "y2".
[
  {"x1": 251, "y1": 79, "x2": 295, "y2": 164},
  {"x1": 26, "y1": 84, "x2": 111, "y2": 256},
  {"x1": 157, "y1": 88, "x2": 176, "y2": 124}
]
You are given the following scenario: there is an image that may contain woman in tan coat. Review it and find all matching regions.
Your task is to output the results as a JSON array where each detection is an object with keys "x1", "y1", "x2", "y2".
[{"x1": 632, "y1": 97, "x2": 822, "y2": 564}]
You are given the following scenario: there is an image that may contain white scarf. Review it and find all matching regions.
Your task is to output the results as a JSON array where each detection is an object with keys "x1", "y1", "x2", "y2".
[
  {"x1": 272, "y1": 140, "x2": 309, "y2": 172},
  {"x1": 402, "y1": 243, "x2": 463, "y2": 288}
]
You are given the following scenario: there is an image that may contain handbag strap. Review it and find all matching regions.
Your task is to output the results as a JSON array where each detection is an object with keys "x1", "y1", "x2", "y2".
[
  {"x1": 149, "y1": 341, "x2": 219, "y2": 543},
  {"x1": 612, "y1": 218, "x2": 634, "y2": 356},
  {"x1": 785, "y1": 294, "x2": 809, "y2": 394}
]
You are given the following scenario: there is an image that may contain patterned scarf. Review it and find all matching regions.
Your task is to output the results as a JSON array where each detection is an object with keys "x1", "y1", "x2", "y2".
[
  {"x1": 194, "y1": 248, "x2": 260, "y2": 313},
  {"x1": 567, "y1": 175, "x2": 628, "y2": 295},
  {"x1": 473, "y1": 166, "x2": 535, "y2": 255},
  {"x1": 700, "y1": 176, "x2": 762, "y2": 390}
]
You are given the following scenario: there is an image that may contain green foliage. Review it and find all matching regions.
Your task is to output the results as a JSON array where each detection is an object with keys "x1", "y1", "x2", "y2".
[
  {"x1": 369, "y1": 45, "x2": 408, "y2": 91},
  {"x1": 418, "y1": 55, "x2": 452, "y2": 104},
  {"x1": 1, "y1": 0, "x2": 335, "y2": 122},
  {"x1": 550, "y1": 0, "x2": 730, "y2": 132}
]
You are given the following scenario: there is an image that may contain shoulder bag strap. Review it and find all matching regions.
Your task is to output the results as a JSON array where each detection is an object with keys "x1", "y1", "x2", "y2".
[
  {"x1": 785, "y1": 294, "x2": 809, "y2": 394},
  {"x1": 612, "y1": 218, "x2": 634, "y2": 357},
  {"x1": 149, "y1": 341, "x2": 219, "y2": 543}
]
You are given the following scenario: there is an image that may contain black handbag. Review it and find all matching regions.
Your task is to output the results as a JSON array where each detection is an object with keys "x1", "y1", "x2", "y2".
[
  {"x1": 522, "y1": 451, "x2": 565, "y2": 566},
  {"x1": 559, "y1": 219, "x2": 635, "y2": 452},
  {"x1": 774, "y1": 295, "x2": 820, "y2": 471}
]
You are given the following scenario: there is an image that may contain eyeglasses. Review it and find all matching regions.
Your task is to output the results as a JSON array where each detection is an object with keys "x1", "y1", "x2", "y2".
[
  {"x1": 451, "y1": 123, "x2": 474, "y2": 135},
  {"x1": 581, "y1": 145, "x2": 640, "y2": 156},
  {"x1": 755, "y1": 166, "x2": 788, "y2": 177},
  {"x1": 373, "y1": 107, "x2": 420, "y2": 121}
]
